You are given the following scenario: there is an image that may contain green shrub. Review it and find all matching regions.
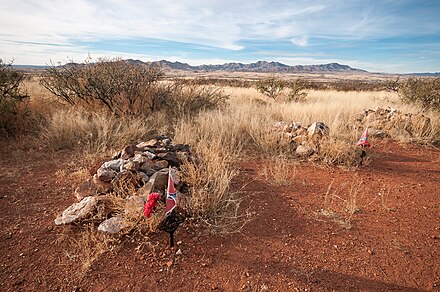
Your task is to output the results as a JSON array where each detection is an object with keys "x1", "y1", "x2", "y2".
[{"x1": 399, "y1": 77, "x2": 440, "y2": 111}]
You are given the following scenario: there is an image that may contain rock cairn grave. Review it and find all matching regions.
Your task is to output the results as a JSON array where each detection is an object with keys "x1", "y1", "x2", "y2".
[
  {"x1": 355, "y1": 107, "x2": 431, "y2": 139},
  {"x1": 54, "y1": 136, "x2": 190, "y2": 234},
  {"x1": 275, "y1": 121, "x2": 330, "y2": 157}
]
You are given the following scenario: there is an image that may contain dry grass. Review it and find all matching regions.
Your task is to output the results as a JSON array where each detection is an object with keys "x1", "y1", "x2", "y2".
[
  {"x1": 315, "y1": 176, "x2": 364, "y2": 229},
  {"x1": 174, "y1": 118, "x2": 250, "y2": 233},
  {"x1": 41, "y1": 109, "x2": 166, "y2": 154},
  {"x1": 259, "y1": 156, "x2": 297, "y2": 186},
  {"x1": 70, "y1": 226, "x2": 119, "y2": 274}
]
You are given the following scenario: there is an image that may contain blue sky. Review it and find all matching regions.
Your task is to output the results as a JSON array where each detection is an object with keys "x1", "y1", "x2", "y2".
[{"x1": 1, "y1": 0, "x2": 439, "y2": 73}]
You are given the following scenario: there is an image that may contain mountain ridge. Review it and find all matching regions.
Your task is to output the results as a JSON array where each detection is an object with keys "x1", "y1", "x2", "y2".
[
  {"x1": 141, "y1": 59, "x2": 368, "y2": 73},
  {"x1": 12, "y1": 60, "x2": 440, "y2": 75}
]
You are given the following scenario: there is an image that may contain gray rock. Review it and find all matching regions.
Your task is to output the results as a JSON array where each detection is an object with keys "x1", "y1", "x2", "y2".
[
  {"x1": 92, "y1": 174, "x2": 113, "y2": 193},
  {"x1": 121, "y1": 160, "x2": 140, "y2": 172},
  {"x1": 295, "y1": 145, "x2": 314, "y2": 157},
  {"x1": 121, "y1": 145, "x2": 139, "y2": 160},
  {"x1": 97, "y1": 217, "x2": 129, "y2": 234},
  {"x1": 292, "y1": 122, "x2": 302, "y2": 130},
  {"x1": 157, "y1": 152, "x2": 180, "y2": 167},
  {"x1": 170, "y1": 167, "x2": 181, "y2": 186},
  {"x1": 143, "y1": 151, "x2": 156, "y2": 160},
  {"x1": 149, "y1": 171, "x2": 168, "y2": 193},
  {"x1": 125, "y1": 196, "x2": 148, "y2": 219},
  {"x1": 97, "y1": 166, "x2": 117, "y2": 182},
  {"x1": 54, "y1": 196, "x2": 98, "y2": 225},
  {"x1": 137, "y1": 182, "x2": 153, "y2": 196},
  {"x1": 153, "y1": 160, "x2": 169, "y2": 170},
  {"x1": 370, "y1": 129, "x2": 387, "y2": 138},
  {"x1": 137, "y1": 139, "x2": 158, "y2": 149},
  {"x1": 138, "y1": 172, "x2": 149, "y2": 183},
  {"x1": 307, "y1": 122, "x2": 330, "y2": 137},
  {"x1": 74, "y1": 178, "x2": 96, "y2": 200},
  {"x1": 132, "y1": 153, "x2": 147, "y2": 165},
  {"x1": 103, "y1": 159, "x2": 124, "y2": 171},
  {"x1": 139, "y1": 159, "x2": 155, "y2": 174}
]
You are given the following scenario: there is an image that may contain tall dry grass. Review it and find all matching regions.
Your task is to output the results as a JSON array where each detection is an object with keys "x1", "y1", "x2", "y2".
[
  {"x1": 41, "y1": 109, "x2": 169, "y2": 154},
  {"x1": 225, "y1": 87, "x2": 440, "y2": 146},
  {"x1": 174, "y1": 117, "x2": 249, "y2": 233}
]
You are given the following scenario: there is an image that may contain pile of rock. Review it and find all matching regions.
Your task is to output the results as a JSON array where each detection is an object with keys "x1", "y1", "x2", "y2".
[
  {"x1": 355, "y1": 107, "x2": 431, "y2": 139},
  {"x1": 275, "y1": 121, "x2": 330, "y2": 157},
  {"x1": 54, "y1": 136, "x2": 190, "y2": 234}
]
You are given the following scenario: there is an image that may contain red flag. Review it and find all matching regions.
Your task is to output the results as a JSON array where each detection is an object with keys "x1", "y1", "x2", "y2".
[
  {"x1": 357, "y1": 128, "x2": 371, "y2": 148},
  {"x1": 165, "y1": 168, "x2": 177, "y2": 216}
]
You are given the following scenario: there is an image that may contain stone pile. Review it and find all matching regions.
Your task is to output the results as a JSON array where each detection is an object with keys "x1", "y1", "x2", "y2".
[
  {"x1": 355, "y1": 107, "x2": 431, "y2": 139},
  {"x1": 275, "y1": 121, "x2": 330, "y2": 157},
  {"x1": 54, "y1": 136, "x2": 190, "y2": 234}
]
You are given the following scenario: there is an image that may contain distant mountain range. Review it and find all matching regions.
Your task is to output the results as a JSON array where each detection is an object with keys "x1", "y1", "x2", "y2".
[
  {"x1": 13, "y1": 60, "x2": 440, "y2": 76},
  {"x1": 137, "y1": 60, "x2": 368, "y2": 74},
  {"x1": 402, "y1": 72, "x2": 440, "y2": 76}
]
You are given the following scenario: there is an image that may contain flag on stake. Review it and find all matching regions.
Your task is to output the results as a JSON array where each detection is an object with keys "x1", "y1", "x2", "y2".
[
  {"x1": 165, "y1": 167, "x2": 177, "y2": 216},
  {"x1": 357, "y1": 128, "x2": 371, "y2": 148}
]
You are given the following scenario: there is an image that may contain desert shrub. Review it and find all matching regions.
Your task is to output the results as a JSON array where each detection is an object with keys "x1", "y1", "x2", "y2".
[
  {"x1": 0, "y1": 59, "x2": 33, "y2": 137},
  {"x1": 41, "y1": 58, "x2": 228, "y2": 120},
  {"x1": 177, "y1": 77, "x2": 254, "y2": 88},
  {"x1": 256, "y1": 76, "x2": 285, "y2": 99},
  {"x1": 286, "y1": 78, "x2": 308, "y2": 102},
  {"x1": 383, "y1": 77, "x2": 400, "y2": 92},
  {"x1": 154, "y1": 80, "x2": 229, "y2": 120},
  {"x1": 41, "y1": 57, "x2": 164, "y2": 116},
  {"x1": 399, "y1": 77, "x2": 440, "y2": 111}
]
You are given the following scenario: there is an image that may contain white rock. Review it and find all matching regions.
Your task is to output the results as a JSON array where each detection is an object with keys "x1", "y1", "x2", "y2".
[
  {"x1": 54, "y1": 196, "x2": 98, "y2": 225},
  {"x1": 97, "y1": 217, "x2": 129, "y2": 234},
  {"x1": 103, "y1": 159, "x2": 124, "y2": 171},
  {"x1": 307, "y1": 122, "x2": 330, "y2": 137},
  {"x1": 295, "y1": 145, "x2": 314, "y2": 157}
]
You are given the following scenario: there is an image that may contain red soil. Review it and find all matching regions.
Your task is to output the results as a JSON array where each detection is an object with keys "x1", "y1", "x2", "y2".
[{"x1": 0, "y1": 141, "x2": 439, "y2": 291}]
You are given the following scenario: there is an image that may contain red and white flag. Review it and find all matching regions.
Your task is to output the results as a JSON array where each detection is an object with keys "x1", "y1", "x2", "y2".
[
  {"x1": 357, "y1": 128, "x2": 371, "y2": 148},
  {"x1": 165, "y1": 167, "x2": 177, "y2": 216}
]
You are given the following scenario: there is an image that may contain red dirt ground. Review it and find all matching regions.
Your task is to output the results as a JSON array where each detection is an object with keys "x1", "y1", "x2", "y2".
[{"x1": 0, "y1": 141, "x2": 439, "y2": 291}]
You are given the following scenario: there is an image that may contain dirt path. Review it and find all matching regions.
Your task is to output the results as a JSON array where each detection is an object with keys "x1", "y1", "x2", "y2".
[{"x1": 0, "y1": 141, "x2": 439, "y2": 291}]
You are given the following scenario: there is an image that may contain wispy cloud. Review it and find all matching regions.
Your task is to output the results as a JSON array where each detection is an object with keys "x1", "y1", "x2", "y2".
[{"x1": 0, "y1": 0, "x2": 439, "y2": 72}]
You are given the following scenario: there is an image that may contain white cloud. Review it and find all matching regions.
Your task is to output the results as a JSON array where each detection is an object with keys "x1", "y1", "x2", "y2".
[{"x1": 291, "y1": 36, "x2": 308, "y2": 47}]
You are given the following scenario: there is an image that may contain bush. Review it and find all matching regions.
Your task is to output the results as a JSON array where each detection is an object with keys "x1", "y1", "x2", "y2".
[
  {"x1": 286, "y1": 78, "x2": 308, "y2": 102},
  {"x1": 41, "y1": 58, "x2": 228, "y2": 119},
  {"x1": 0, "y1": 59, "x2": 31, "y2": 137},
  {"x1": 399, "y1": 77, "x2": 440, "y2": 111},
  {"x1": 41, "y1": 57, "x2": 164, "y2": 116},
  {"x1": 165, "y1": 81, "x2": 229, "y2": 118},
  {"x1": 256, "y1": 76, "x2": 285, "y2": 99}
]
